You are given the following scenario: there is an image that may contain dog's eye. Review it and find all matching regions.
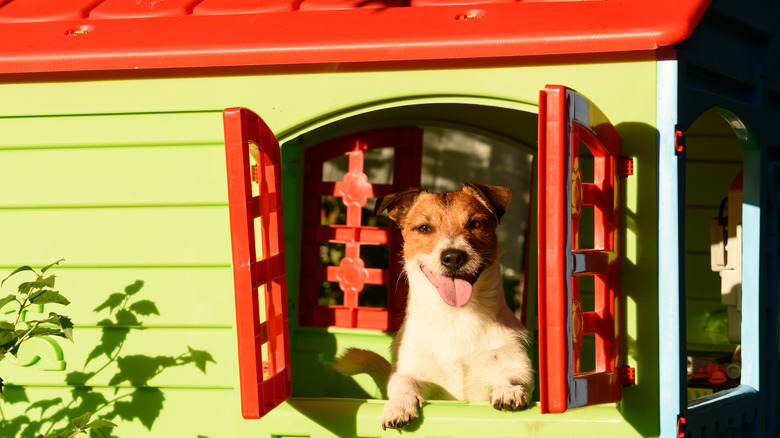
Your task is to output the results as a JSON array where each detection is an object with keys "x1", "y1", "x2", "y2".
[
  {"x1": 416, "y1": 224, "x2": 432, "y2": 234},
  {"x1": 469, "y1": 219, "x2": 483, "y2": 230}
]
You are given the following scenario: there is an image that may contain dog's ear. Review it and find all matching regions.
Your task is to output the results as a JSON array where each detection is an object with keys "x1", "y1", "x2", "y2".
[
  {"x1": 463, "y1": 182, "x2": 512, "y2": 222},
  {"x1": 373, "y1": 187, "x2": 425, "y2": 225}
]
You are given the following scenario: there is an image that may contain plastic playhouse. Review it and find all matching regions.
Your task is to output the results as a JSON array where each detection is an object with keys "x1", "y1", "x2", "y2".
[{"x1": 1, "y1": 0, "x2": 779, "y2": 437}]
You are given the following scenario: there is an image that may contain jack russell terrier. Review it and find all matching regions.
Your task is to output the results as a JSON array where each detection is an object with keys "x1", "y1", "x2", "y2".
[{"x1": 334, "y1": 182, "x2": 534, "y2": 430}]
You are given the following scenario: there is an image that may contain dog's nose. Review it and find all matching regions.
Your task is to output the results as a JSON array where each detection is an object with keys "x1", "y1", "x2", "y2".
[{"x1": 441, "y1": 249, "x2": 467, "y2": 271}]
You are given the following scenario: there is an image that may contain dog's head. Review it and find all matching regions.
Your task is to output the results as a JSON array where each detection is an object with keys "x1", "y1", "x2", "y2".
[{"x1": 374, "y1": 182, "x2": 512, "y2": 307}]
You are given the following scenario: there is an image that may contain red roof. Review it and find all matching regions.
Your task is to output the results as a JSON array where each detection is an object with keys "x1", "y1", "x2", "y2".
[{"x1": 0, "y1": 0, "x2": 711, "y2": 74}]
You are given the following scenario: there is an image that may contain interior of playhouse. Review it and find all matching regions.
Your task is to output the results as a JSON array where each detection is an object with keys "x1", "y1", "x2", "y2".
[
  {"x1": 684, "y1": 109, "x2": 744, "y2": 402},
  {"x1": 269, "y1": 102, "x2": 604, "y2": 404}
]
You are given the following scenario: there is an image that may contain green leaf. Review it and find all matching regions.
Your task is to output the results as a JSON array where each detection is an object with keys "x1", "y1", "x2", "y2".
[
  {"x1": 0, "y1": 294, "x2": 16, "y2": 311},
  {"x1": 29, "y1": 290, "x2": 70, "y2": 306},
  {"x1": 85, "y1": 419, "x2": 117, "y2": 429},
  {"x1": 124, "y1": 280, "x2": 144, "y2": 296},
  {"x1": 2, "y1": 265, "x2": 34, "y2": 287},
  {"x1": 129, "y1": 300, "x2": 159, "y2": 317},
  {"x1": 40, "y1": 259, "x2": 64, "y2": 274},
  {"x1": 44, "y1": 312, "x2": 66, "y2": 326},
  {"x1": 71, "y1": 411, "x2": 92, "y2": 429},
  {"x1": 93, "y1": 293, "x2": 125, "y2": 313},
  {"x1": 27, "y1": 327, "x2": 65, "y2": 338},
  {"x1": 0, "y1": 331, "x2": 18, "y2": 347},
  {"x1": 0, "y1": 321, "x2": 15, "y2": 331},
  {"x1": 46, "y1": 313, "x2": 74, "y2": 342},
  {"x1": 17, "y1": 281, "x2": 33, "y2": 295},
  {"x1": 27, "y1": 274, "x2": 56, "y2": 290},
  {"x1": 62, "y1": 326, "x2": 74, "y2": 343}
]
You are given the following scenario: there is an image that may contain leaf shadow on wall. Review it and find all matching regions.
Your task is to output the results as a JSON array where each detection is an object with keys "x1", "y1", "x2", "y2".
[{"x1": 0, "y1": 280, "x2": 216, "y2": 438}]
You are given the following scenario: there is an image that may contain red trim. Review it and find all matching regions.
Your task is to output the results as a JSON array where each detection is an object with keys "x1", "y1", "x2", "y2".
[
  {"x1": 537, "y1": 85, "x2": 622, "y2": 413},
  {"x1": 0, "y1": 0, "x2": 710, "y2": 74},
  {"x1": 224, "y1": 107, "x2": 292, "y2": 419}
]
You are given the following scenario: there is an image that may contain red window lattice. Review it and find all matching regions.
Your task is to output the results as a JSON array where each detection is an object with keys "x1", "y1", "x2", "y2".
[
  {"x1": 299, "y1": 127, "x2": 423, "y2": 331},
  {"x1": 537, "y1": 85, "x2": 624, "y2": 413}
]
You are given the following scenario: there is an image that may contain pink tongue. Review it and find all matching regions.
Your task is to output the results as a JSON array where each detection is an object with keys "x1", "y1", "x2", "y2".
[
  {"x1": 439, "y1": 276, "x2": 473, "y2": 307},
  {"x1": 423, "y1": 268, "x2": 473, "y2": 307}
]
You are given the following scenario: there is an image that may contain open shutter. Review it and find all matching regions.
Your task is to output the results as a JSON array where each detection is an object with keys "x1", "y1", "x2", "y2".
[
  {"x1": 537, "y1": 86, "x2": 624, "y2": 413},
  {"x1": 223, "y1": 107, "x2": 291, "y2": 419}
]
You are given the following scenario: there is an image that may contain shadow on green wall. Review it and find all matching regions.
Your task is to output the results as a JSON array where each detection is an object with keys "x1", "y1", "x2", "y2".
[{"x1": 0, "y1": 280, "x2": 215, "y2": 438}]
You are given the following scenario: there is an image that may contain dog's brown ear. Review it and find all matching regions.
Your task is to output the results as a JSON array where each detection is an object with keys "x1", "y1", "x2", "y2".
[
  {"x1": 373, "y1": 187, "x2": 425, "y2": 225},
  {"x1": 463, "y1": 182, "x2": 512, "y2": 222}
]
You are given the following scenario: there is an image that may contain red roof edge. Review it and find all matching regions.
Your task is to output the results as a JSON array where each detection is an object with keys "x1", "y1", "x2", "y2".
[{"x1": 0, "y1": 0, "x2": 712, "y2": 75}]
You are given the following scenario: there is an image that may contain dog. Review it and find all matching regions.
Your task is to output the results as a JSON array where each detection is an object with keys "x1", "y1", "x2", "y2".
[{"x1": 334, "y1": 182, "x2": 534, "y2": 430}]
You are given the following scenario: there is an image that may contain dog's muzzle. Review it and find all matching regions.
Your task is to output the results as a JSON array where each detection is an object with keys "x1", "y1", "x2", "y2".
[{"x1": 421, "y1": 250, "x2": 478, "y2": 307}]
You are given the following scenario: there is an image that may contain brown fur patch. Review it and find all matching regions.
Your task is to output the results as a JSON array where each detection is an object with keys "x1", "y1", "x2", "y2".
[{"x1": 399, "y1": 189, "x2": 500, "y2": 266}]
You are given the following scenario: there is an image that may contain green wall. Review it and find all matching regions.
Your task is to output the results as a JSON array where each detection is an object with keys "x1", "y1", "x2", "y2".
[{"x1": 0, "y1": 57, "x2": 660, "y2": 437}]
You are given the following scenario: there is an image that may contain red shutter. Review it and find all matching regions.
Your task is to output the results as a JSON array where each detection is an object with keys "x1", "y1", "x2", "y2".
[
  {"x1": 299, "y1": 127, "x2": 423, "y2": 331},
  {"x1": 223, "y1": 107, "x2": 291, "y2": 419},
  {"x1": 537, "y1": 86, "x2": 623, "y2": 413}
]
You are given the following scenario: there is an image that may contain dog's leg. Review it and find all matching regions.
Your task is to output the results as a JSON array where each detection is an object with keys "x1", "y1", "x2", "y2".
[
  {"x1": 382, "y1": 373, "x2": 424, "y2": 430},
  {"x1": 489, "y1": 345, "x2": 534, "y2": 411},
  {"x1": 466, "y1": 343, "x2": 534, "y2": 411}
]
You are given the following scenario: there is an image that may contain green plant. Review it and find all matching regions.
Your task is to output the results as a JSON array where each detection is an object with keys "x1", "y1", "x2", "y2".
[
  {"x1": 0, "y1": 261, "x2": 117, "y2": 437},
  {"x1": 43, "y1": 411, "x2": 116, "y2": 438},
  {"x1": 0, "y1": 260, "x2": 73, "y2": 399},
  {"x1": 1, "y1": 277, "x2": 215, "y2": 437}
]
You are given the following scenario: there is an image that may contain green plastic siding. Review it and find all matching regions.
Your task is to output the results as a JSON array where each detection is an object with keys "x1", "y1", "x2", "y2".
[
  {"x1": 0, "y1": 110, "x2": 235, "y2": 437},
  {"x1": 0, "y1": 58, "x2": 659, "y2": 437},
  {"x1": 241, "y1": 399, "x2": 641, "y2": 438}
]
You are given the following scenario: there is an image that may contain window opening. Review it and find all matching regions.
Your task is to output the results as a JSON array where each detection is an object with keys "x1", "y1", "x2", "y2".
[
  {"x1": 421, "y1": 126, "x2": 535, "y2": 321},
  {"x1": 684, "y1": 111, "x2": 743, "y2": 402},
  {"x1": 298, "y1": 124, "x2": 534, "y2": 332}
]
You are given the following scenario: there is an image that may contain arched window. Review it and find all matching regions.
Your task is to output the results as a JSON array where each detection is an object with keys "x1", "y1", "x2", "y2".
[{"x1": 673, "y1": 108, "x2": 771, "y2": 437}]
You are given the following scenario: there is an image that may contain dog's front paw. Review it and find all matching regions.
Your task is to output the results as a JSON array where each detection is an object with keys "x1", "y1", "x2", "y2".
[
  {"x1": 490, "y1": 384, "x2": 529, "y2": 411},
  {"x1": 381, "y1": 396, "x2": 422, "y2": 430}
]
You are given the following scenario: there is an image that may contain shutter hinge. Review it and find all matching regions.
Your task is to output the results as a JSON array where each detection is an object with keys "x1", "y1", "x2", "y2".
[
  {"x1": 675, "y1": 127, "x2": 686, "y2": 155},
  {"x1": 619, "y1": 365, "x2": 636, "y2": 386},
  {"x1": 677, "y1": 415, "x2": 687, "y2": 438},
  {"x1": 618, "y1": 156, "x2": 634, "y2": 177}
]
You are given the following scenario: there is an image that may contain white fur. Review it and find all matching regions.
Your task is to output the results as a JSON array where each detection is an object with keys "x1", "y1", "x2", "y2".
[
  {"x1": 335, "y1": 189, "x2": 534, "y2": 430},
  {"x1": 336, "y1": 262, "x2": 534, "y2": 430},
  {"x1": 391, "y1": 261, "x2": 533, "y2": 397}
]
